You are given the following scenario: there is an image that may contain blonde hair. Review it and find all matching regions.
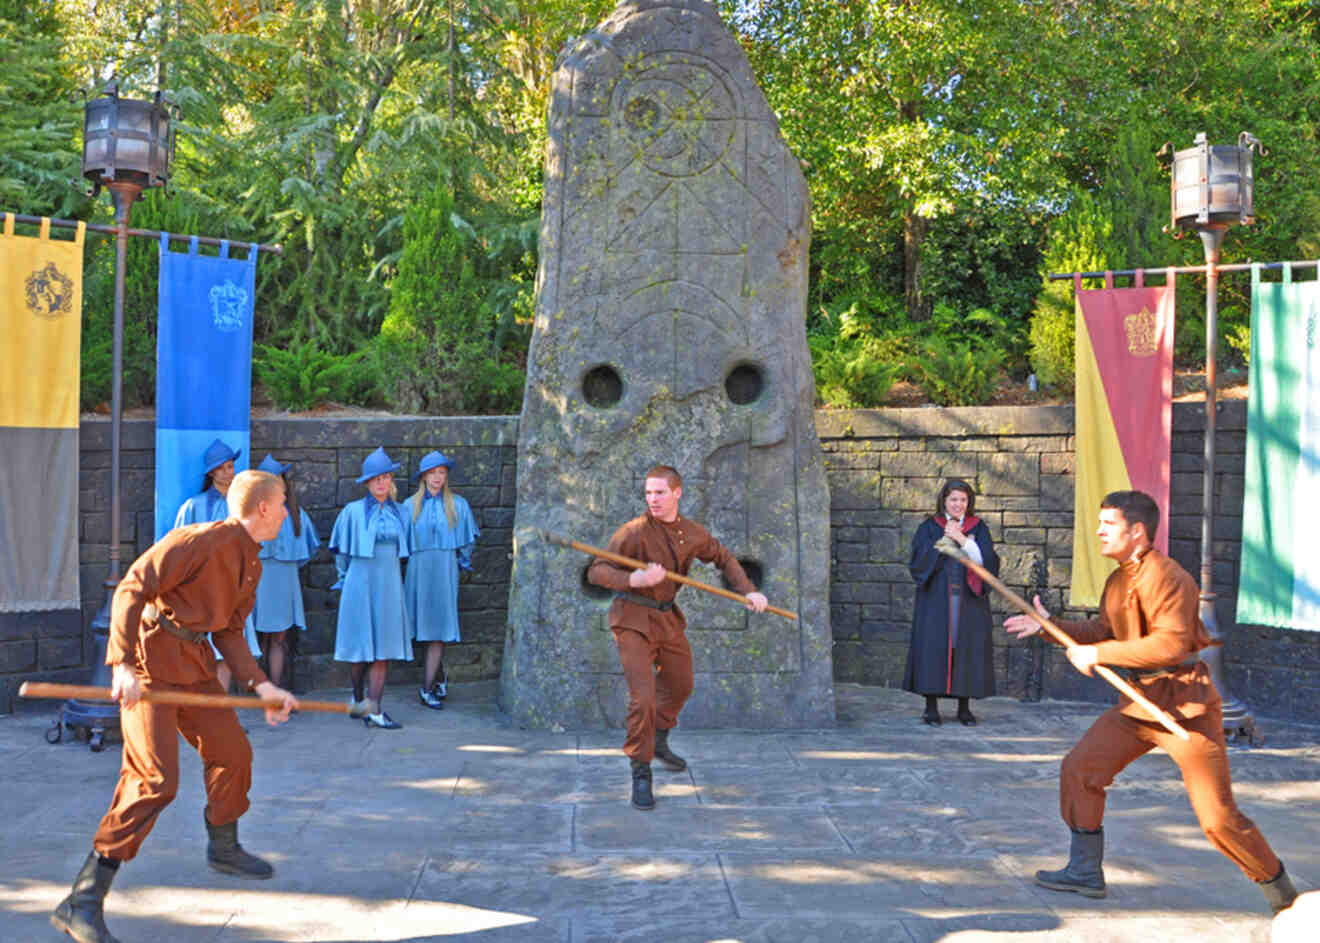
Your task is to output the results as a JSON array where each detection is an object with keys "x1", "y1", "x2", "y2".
[
  {"x1": 227, "y1": 470, "x2": 284, "y2": 519},
  {"x1": 412, "y1": 479, "x2": 457, "y2": 527}
]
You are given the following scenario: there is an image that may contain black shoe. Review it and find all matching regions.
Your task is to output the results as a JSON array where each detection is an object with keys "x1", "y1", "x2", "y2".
[
  {"x1": 653, "y1": 727, "x2": 687, "y2": 771},
  {"x1": 51, "y1": 850, "x2": 120, "y2": 943},
  {"x1": 922, "y1": 708, "x2": 942, "y2": 726},
  {"x1": 1035, "y1": 828, "x2": 1106, "y2": 898},
  {"x1": 1260, "y1": 862, "x2": 1299, "y2": 915},
  {"x1": 957, "y1": 709, "x2": 977, "y2": 726},
  {"x1": 364, "y1": 711, "x2": 402, "y2": 729},
  {"x1": 630, "y1": 759, "x2": 655, "y2": 811},
  {"x1": 205, "y1": 815, "x2": 274, "y2": 880}
]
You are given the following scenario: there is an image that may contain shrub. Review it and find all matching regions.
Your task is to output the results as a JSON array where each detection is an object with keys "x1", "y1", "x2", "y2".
[
  {"x1": 254, "y1": 339, "x2": 368, "y2": 411},
  {"x1": 913, "y1": 334, "x2": 1006, "y2": 406},
  {"x1": 808, "y1": 301, "x2": 908, "y2": 407}
]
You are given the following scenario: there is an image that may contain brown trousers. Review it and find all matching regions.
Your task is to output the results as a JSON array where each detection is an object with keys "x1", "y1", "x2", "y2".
[
  {"x1": 614, "y1": 626, "x2": 694, "y2": 763},
  {"x1": 1061, "y1": 699, "x2": 1279, "y2": 882},
  {"x1": 93, "y1": 679, "x2": 253, "y2": 862}
]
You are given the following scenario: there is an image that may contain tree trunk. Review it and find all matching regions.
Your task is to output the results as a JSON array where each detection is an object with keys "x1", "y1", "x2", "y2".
[{"x1": 904, "y1": 209, "x2": 930, "y2": 322}]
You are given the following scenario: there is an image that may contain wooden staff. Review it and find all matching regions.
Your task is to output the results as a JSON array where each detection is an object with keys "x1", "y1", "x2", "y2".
[
  {"x1": 542, "y1": 531, "x2": 798, "y2": 621},
  {"x1": 19, "y1": 682, "x2": 368, "y2": 717},
  {"x1": 934, "y1": 538, "x2": 1190, "y2": 741}
]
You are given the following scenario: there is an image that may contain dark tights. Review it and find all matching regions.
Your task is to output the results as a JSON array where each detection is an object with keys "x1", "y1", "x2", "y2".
[
  {"x1": 349, "y1": 661, "x2": 388, "y2": 706},
  {"x1": 924, "y1": 695, "x2": 971, "y2": 716}
]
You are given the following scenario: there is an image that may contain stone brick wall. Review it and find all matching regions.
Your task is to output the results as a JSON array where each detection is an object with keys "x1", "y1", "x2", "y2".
[{"x1": 5, "y1": 403, "x2": 1317, "y2": 723}]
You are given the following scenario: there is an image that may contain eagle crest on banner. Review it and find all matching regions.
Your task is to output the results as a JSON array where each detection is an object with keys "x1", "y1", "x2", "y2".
[
  {"x1": 209, "y1": 280, "x2": 247, "y2": 332},
  {"x1": 25, "y1": 262, "x2": 75, "y2": 319},
  {"x1": 1124, "y1": 307, "x2": 1158, "y2": 357}
]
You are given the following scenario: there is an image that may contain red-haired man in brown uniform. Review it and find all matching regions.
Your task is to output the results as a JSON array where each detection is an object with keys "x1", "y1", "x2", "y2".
[
  {"x1": 52, "y1": 470, "x2": 300, "y2": 943},
  {"x1": 1005, "y1": 490, "x2": 1297, "y2": 915},
  {"x1": 588, "y1": 465, "x2": 768, "y2": 810}
]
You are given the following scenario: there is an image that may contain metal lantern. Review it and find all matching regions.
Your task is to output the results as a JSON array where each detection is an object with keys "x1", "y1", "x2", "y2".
[
  {"x1": 82, "y1": 85, "x2": 175, "y2": 197},
  {"x1": 1170, "y1": 131, "x2": 1258, "y2": 230}
]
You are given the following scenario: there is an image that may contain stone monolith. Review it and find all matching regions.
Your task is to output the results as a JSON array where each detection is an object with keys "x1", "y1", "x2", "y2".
[{"x1": 500, "y1": 0, "x2": 834, "y2": 730}]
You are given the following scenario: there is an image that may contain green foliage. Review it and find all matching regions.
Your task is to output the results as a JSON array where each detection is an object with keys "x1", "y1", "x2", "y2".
[
  {"x1": 808, "y1": 302, "x2": 907, "y2": 407},
  {"x1": 373, "y1": 183, "x2": 524, "y2": 414},
  {"x1": 254, "y1": 339, "x2": 369, "y2": 411},
  {"x1": 913, "y1": 334, "x2": 1006, "y2": 407}
]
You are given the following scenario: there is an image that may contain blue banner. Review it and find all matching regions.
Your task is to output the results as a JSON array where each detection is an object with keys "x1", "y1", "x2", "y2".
[{"x1": 154, "y1": 235, "x2": 258, "y2": 540}]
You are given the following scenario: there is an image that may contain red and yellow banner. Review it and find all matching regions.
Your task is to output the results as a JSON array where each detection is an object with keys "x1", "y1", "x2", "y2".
[{"x1": 1070, "y1": 272, "x2": 1175, "y2": 607}]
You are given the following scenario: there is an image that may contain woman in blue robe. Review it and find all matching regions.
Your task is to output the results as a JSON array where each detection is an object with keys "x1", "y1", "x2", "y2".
[
  {"x1": 248, "y1": 454, "x2": 320, "y2": 689},
  {"x1": 330, "y1": 447, "x2": 412, "y2": 730},
  {"x1": 173, "y1": 438, "x2": 261, "y2": 692},
  {"x1": 405, "y1": 450, "x2": 480, "y2": 710}
]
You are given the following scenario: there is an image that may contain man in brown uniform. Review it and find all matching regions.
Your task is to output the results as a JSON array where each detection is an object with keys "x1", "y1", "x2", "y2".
[
  {"x1": 52, "y1": 470, "x2": 299, "y2": 943},
  {"x1": 1005, "y1": 490, "x2": 1297, "y2": 914},
  {"x1": 588, "y1": 465, "x2": 768, "y2": 810}
]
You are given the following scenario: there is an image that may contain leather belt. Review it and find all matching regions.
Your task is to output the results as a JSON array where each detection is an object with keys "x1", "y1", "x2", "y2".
[
  {"x1": 1124, "y1": 655, "x2": 1201, "y2": 681},
  {"x1": 614, "y1": 591, "x2": 673, "y2": 612},
  {"x1": 143, "y1": 604, "x2": 207, "y2": 645}
]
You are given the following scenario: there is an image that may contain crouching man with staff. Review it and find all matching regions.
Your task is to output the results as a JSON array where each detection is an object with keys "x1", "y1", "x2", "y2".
[
  {"x1": 51, "y1": 469, "x2": 298, "y2": 943},
  {"x1": 1001, "y1": 490, "x2": 1296, "y2": 914},
  {"x1": 578, "y1": 465, "x2": 769, "y2": 811}
]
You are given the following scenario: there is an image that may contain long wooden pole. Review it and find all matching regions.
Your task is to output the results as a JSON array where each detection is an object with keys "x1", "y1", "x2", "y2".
[
  {"x1": 542, "y1": 531, "x2": 798, "y2": 621},
  {"x1": 934, "y1": 539, "x2": 1190, "y2": 740},
  {"x1": 19, "y1": 682, "x2": 357, "y2": 716}
]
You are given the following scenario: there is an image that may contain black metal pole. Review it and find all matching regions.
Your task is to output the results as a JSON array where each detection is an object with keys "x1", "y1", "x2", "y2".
[{"x1": 1194, "y1": 226, "x2": 1255, "y2": 739}]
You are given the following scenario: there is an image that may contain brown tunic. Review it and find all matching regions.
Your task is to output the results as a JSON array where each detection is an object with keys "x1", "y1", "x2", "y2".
[
  {"x1": 106, "y1": 518, "x2": 268, "y2": 690},
  {"x1": 587, "y1": 512, "x2": 756, "y2": 635},
  {"x1": 1052, "y1": 548, "x2": 1213, "y2": 720}
]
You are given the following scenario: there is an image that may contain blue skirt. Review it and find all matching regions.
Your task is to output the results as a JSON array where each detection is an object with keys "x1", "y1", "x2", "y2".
[
  {"x1": 405, "y1": 547, "x2": 461, "y2": 643},
  {"x1": 334, "y1": 540, "x2": 413, "y2": 662},
  {"x1": 251, "y1": 560, "x2": 308, "y2": 633}
]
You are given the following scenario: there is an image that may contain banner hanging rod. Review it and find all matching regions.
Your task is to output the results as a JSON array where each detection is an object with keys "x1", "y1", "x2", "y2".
[
  {"x1": 3, "y1": 211, "x2": 283, "y2": 255},
  {"x1": 1050, "y1": 259, "x2": 1317, "y2": 281}
]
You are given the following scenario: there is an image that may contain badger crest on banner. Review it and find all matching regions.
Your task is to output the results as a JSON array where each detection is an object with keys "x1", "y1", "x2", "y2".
[
  {"x1": 209, "y1": 279, "x2": 248, "y2": 332},
  {"x1": 1124, "y1": 307, "x2": 1159, "y2": 357},
  {"x1": 25, "y1": 262, "x2": 75, "y2": 319}
]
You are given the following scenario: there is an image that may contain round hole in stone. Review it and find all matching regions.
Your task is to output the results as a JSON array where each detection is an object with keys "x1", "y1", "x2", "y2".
[
  {"x1": 582, "y1": 364, "x2": 623, "y2": 408},
  {"x1": 725, "y1": 363, "x2": 764, "y2": 405},
  {"x1": 722, "y1": 558, "x2": 764, "y2": 592},
  {"x1": 580, "y1": 564, "x2": 613, "y2": 602}
]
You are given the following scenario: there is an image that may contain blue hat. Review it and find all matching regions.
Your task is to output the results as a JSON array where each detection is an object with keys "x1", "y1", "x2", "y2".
[
  {"x1": 257, "y1": 454, "x2": 291, "y2": 476},
  {"x1": 203, "y1": 439, "x2": 241, "y2": 475},
  {"x1": 415, "y1": 450, "x2": 454, "y2": 479},
  {"x1": 356, "y1": 446, "x2": 402, "y2": 484}
]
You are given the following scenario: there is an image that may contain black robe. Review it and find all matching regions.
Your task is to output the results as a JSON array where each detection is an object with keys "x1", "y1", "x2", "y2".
[{"x1": 902, "y1": 515, "x2": 999, "y2": 698}]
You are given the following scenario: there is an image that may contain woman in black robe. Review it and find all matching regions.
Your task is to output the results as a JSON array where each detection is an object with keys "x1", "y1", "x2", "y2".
[{"x1": 903, "y1": 479, "x2": 999, "y2": 726}]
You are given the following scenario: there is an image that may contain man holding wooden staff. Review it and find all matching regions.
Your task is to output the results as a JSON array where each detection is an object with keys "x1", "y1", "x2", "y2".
[
  {"x1": 1004, "y1": 490, "x2": 1296, "y2": 914},
  {"x1": 587, "y1": 465, "x2": 768, "y2": 811},
  {"x1": 52, "y1": 470, "x2": 299, "y2": 943}
]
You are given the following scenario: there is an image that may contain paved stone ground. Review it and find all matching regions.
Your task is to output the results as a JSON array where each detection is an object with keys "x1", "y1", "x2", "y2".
[{"x1": 2, "y1": 683, "x2": 1316, "y2": 942}]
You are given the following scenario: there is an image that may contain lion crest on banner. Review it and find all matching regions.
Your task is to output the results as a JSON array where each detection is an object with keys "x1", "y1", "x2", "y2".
[
  {"x1": 209, "y1": 279, "x2": 247, "y2": 332},
  {"x1": 1124, "y1": 306, "x2": 1158, "y2": 357},
  {"x1": 25, "y1": 262, "x2": 75, "y2": 319}
]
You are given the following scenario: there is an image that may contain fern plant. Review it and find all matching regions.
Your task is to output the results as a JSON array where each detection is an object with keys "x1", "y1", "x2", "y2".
[
  {"x1": 254, "y1": 339, "x2": 366, "y2": 411},
  {"x1": 914, "y1": 336, "x2": 1006, "y2": 406}
]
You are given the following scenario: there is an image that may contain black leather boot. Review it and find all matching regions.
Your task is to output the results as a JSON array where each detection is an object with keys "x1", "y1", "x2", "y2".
[
  {"x1": 630, "y1": 759, "x2": 655, "y2": 811},
  {"x1": 1260, "y1": 862, "x2": 1299, "y2": 914},
  {"x1": 653, "y1": 727, "x2": 687, "y2": 771},
  {"x1": 206, "y1": 814, "x2": 274, "y2": 879},
  {"x1": 50, "y1": 850, "x2": 120, "y2": 943},
  {"x1": 1035, "y1": 827, "x2": 1106, "y2": 898}
]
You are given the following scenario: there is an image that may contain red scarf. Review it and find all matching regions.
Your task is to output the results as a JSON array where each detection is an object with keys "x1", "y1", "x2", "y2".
[{"x1": 934, "y1": 514, "x2": 983, "y2": 595}]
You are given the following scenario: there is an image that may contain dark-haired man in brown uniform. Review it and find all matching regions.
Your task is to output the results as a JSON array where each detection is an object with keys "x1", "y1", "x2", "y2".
[
  {"x1": 588, "y1": 465, "x2": 768, "y2": 810},
  {"x1": 1005, "y1": 490, "x2": 1297, "y2": 915},
  {"x1": 52, "y1": 470, "x2": 300, "y2": 943}
]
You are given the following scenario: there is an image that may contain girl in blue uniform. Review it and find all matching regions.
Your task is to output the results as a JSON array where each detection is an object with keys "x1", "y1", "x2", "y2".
[
  {"x1": 405, "y1": 451, "x2": 480, "y2": 709},
  {"x1": 173, "y1": 438, "x2": 261, "y2": 693},
  {"x1": 249, "y1": 454, "x2": 320, "y2": 689},
  {"x1": 330, "y1": 447, "x2": 412, "y2": 729}
]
